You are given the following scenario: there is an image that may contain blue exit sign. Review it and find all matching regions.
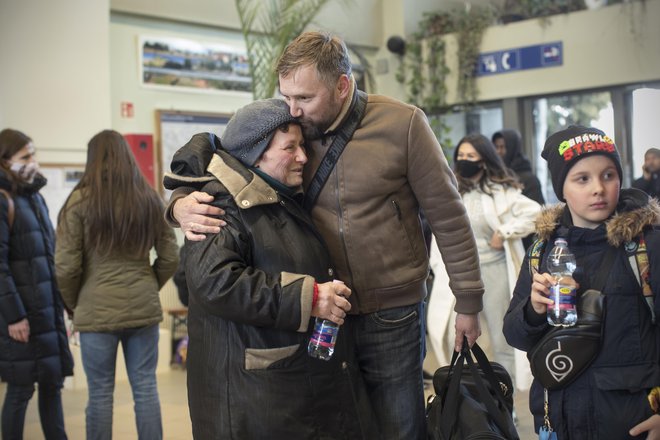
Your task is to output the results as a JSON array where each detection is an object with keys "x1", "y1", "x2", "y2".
[{"x1": 477, "y1": 42, "x2": 563, "y2": 76}]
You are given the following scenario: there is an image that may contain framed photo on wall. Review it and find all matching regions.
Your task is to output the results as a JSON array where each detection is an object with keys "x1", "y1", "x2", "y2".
[{"x1": 139, "y1": 35, "x2": 252, "y2": 94}]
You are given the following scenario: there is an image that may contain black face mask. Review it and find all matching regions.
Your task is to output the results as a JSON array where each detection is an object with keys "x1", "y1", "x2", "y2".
[{"x1": 455, "y1": 160, "x2": 483, "y2": 178}]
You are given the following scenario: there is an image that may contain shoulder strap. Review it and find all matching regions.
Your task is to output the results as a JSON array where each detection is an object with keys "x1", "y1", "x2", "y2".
[
  {"x1": 0, "y1": 189, "x2": 14, "y2": 230},
  {"x1": 528, "y1": 237, "x2": 546, "y2": 276},
  {"x1": 625, "y1": 233, "x2": 654, "y2": 323},
  {"x1": 303, "y1": 89, "x2": 368, "y2": 211},
  {"x1": 529, "y1": 236, "x2": 616, "y2": 292}
]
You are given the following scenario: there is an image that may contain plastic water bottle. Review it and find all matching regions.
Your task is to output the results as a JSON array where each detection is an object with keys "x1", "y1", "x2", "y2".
[
  {"x1": 546, "y1": 238, "x2": 578, "y2": 327},
  {"x1": 307, "y1": 318, "x2": 339, "y2": 360}
]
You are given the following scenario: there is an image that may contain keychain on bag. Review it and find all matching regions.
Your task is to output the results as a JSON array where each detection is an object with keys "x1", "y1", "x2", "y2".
[{"x1": 539, "y1": 388, "x2": 558, "y2": 440}]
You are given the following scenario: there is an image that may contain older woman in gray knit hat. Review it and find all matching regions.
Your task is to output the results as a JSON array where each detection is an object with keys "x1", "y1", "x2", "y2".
[{"x1": 164, "y1": 99, "x2": 378, "y2": 439}]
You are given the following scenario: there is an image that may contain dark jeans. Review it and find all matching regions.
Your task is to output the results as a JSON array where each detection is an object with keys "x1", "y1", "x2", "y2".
[
  {"x1": 1, "y1": 380, "x2": 67, "y2": 440},
  {"x1": 349, "y1": 303, "x2": 427, "y2": 440}
]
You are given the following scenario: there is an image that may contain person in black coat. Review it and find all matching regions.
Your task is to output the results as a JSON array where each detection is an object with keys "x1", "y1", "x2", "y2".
[
  {"x1": 492, "y1": 129, "x2": 545, "y2": 206},
  {"x1": 504, "y1": 126, "x2": 660, "y2": 439},
  {"x1": 172, "y1": 246, "x2": 188, "y2": 307},
  {"x1": 0, "y1": 128, "x2": 74, "y2": 439},
  {"x1": 632, "y1": 147, "x2": 660, "y2": 199},
  {"x1": 493, "y1": 129, "x2": 546, "y2": 250}
]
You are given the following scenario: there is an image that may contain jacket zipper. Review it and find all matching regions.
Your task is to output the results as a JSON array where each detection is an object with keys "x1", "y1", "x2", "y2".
[{"x1": 391, "y1": 200, "x2": 402, "y2": 219}]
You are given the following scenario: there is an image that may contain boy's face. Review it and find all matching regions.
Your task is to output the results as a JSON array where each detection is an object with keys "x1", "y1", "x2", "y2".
[{"x1": 563, "y1": 155, "x2": 620, "y2": 229}]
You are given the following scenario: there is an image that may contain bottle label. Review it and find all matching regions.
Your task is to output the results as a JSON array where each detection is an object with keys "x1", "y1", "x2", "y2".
[
  {"x1": 309, "y1": 323, "x2": 338, "y2": 348},
  {"x1": 551, "y1": 284, "x2": 576, "y2": 310}
]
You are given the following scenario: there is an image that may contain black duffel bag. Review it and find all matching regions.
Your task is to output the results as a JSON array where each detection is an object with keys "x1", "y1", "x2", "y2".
[{"x1": 427, "y1": 339, "x2": 519, "y2": 440}]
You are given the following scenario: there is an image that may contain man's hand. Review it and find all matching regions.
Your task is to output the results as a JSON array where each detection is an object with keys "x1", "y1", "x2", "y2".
[
  {"x1": 8, "y1": 318, "x2": 30, "y2": 343},
  {"x1": 174, "y1": 192, "x2": 226, "y2": 241},
  {"x1": 454, "y1": 313, "x2": 480, "y2": 352},
  {"x1": 312, "y1": 281, "x2": 352, "y2": 326},
  {"x1": 630, "y1": 414, "x2": 660, "y2": 439}
]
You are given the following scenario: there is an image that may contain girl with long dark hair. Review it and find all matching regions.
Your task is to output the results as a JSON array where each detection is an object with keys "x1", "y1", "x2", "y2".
[{"x1": 56, "y1": 130, "x2": 178, "y2": 440}]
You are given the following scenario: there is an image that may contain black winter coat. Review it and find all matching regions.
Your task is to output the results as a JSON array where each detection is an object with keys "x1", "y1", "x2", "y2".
[
  {"x1": 0, "y1": 171, "x2": 73, "y2": 385},
  {"x1": 504, "y1": 189, "x2": 660, "y2": 439},
  {"x1": 164, "y1": 133, "x2": 378, "y2": 439},
  {"x1": 494, "y1": 129, "x2": 545, "y2": 206}
]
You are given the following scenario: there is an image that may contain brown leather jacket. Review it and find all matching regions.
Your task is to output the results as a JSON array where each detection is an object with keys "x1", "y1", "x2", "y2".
[
  {"x1": 302, "y1": 85, "x2": 483, "y2": 314},
  {"x1": 167, "y1": 86, "x2": 483, "y2": 315}
]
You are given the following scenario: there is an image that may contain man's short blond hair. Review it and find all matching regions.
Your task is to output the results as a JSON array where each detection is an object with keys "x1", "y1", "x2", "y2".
[{"x1": 276, "y1": 31, "x2": 352, "y2": 88}]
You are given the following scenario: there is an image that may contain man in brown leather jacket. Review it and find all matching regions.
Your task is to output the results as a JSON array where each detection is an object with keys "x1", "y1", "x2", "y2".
[{"x1": 167, "y1": 31, "x2": 484, "y2": 440}]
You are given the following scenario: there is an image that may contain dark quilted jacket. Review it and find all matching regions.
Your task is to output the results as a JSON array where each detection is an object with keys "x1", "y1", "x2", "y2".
[
  {"x1": 0, "y1": 170, "x2": 73, "y2": 385},
  {"x1": 164, "y1": 134, "x2": 379, "y2": 439}
]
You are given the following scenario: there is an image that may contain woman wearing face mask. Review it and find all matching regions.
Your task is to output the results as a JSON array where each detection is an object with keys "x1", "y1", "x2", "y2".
[
  {"x1": 0, "y1": 128, "x2": 74, "y2": 439},
  {"x1": 428, "y1": 134, "x2": 540, "y2": 391}
]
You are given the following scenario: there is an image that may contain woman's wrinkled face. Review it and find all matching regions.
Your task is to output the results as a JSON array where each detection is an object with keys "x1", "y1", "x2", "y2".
[
  {"x1": 8, "y1": 141, "x2": 39, "y2": 183},
  {"x1": 255, "y1": 124, "x2": 307, "y2": 187}
]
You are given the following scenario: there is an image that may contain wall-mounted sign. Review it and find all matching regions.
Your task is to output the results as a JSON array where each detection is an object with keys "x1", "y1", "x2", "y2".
[{"x1": 477, "y1": 42, "x2": 563, "y2": 76}]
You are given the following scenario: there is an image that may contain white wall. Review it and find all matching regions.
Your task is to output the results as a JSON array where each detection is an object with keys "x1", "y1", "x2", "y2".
[
  {"x1": 0, "y1": 0, "x2": 111, "y2": 164},
  {"x1": 374, "y1": 1, "x2": 660, "y2": 106},
  {"x1": 110, "y1": 13, "x2": 252, "y2": 135},
  {"x1": 458, "y1": 0, "x2": 660, "y2": 104},
  {"x1": 2, "y1": 0, "x2": 659, "y2": 167},
  {"x1": 110, "y1": 0, "x2": 383, "y2": 48}
]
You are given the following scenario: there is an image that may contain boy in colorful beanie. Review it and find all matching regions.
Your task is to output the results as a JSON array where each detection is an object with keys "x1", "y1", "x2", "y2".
[{"x1": 503, "y1": 125, "x2": 660, "y2": 439}]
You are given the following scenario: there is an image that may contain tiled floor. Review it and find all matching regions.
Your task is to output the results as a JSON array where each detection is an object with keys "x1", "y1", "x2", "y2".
[
  {"x1": 7, "y1": 367, "x2": 192, "y2": 440},
  {"x1": 4, "y1": 354, "x2": 536, "y2": 439}
]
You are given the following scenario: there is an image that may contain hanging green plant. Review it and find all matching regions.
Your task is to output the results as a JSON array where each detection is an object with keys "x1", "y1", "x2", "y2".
[
  {"x1": 395, "y1": 6, "x2": 494, "y2": 110},
  {"x1": 235, "y1": 0, "x2": 353, "y2": 100},
  {"x1": 394, "y1": 6, "x2": 494, "y2": 151},
  {"x1": 455, "y1": 6, "x2": 495, "y2": 104}
]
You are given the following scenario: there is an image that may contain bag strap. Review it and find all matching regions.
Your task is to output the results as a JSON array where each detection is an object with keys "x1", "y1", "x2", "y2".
[
  {"x1": 529, "y1": 237, "x2": 617, "y2": 293},
  {"x1": 439, "y1": 345, "x2": 468, "y2": 438},
  {"x1": 303, "y1": 89, "x2": 368, "y2": 211},
  {"x1": 625, "y1": 233, "x2": 655, "y2": 323},
  {"x1": 0, "y1": 189, "x2": 14, "y2": 230},
  {"x1": 528, "y1": 238, "x2": 547, "y2": 276},
  {"x1": 465, "y1": 342, "x2": 519, "y2": 439},
  {"x1": 440, "y1": 339, "x2": 518, "y2": 440}
]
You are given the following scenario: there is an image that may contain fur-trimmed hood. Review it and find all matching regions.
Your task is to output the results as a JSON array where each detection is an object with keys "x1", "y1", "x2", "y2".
[{"x1": 535, "y1": 188, "x2": 660, "y2": 246}]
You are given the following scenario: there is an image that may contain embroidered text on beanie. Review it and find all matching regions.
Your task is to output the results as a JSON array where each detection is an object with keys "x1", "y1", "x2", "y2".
[{"x1": 541, "y1": 125, "x2": 622, "y2": 201}]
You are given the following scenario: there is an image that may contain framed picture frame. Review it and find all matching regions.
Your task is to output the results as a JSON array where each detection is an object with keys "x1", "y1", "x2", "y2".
[
  {"x1": 139, "y1": 35, "x2": 252, "y2": 95},
  {"x1": 156, "y1": 110, "x2": 231, "y2": 197}
]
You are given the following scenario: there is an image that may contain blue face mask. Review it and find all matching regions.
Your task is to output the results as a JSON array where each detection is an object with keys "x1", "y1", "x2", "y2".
[{"x1": 455, "y1": 160, "x2": 483, "y2": 178}]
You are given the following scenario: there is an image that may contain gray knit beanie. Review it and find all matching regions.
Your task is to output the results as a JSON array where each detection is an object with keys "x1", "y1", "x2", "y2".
[{"x1": 222, "y1": 99, "x2": 297, "y2": 166}]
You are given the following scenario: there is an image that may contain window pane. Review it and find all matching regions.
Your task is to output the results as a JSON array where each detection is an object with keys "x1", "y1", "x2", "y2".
[{"x1": 631, "y1": 87, "x2": 660, "y2": 180}]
